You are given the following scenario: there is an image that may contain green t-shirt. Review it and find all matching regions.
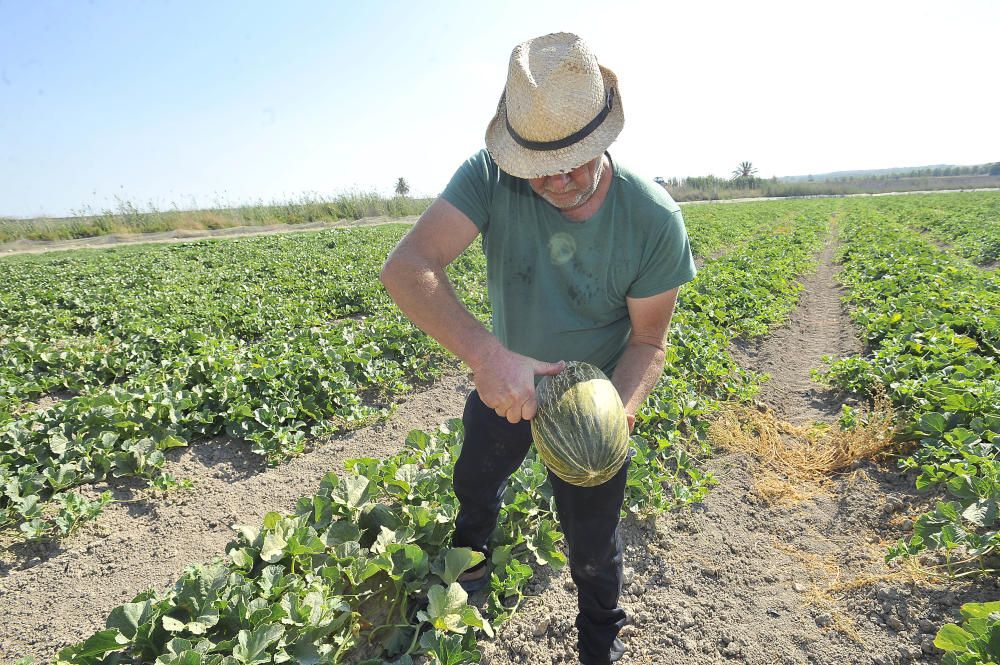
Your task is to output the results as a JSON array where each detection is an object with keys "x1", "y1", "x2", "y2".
[{"x1": 442, "y1": 149, "x2": 697, "y2": 376}]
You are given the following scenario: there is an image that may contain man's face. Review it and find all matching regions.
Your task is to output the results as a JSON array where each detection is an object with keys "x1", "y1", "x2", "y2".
[{"x1": 528, "y1": 155, "x2": 604, "y2": 211}]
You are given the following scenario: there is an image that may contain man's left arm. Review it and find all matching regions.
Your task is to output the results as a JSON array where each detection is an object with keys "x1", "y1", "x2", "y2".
[{"x1": 611, "y1": 287, "x2": 680, "y2": 432}]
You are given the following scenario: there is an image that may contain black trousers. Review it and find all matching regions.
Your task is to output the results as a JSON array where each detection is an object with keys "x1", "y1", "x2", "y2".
[{"x1": 452, "y1": 390, "x2": 629, "y2": 665}]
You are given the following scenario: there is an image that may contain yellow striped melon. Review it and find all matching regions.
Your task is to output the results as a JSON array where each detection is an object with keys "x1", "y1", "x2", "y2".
[{"x1": 531, "y1": 361, "x2": 629, "y2": 487}]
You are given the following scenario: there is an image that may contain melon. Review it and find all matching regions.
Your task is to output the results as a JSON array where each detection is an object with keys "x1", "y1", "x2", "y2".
[{"x1": 531, "y1": 361, "x2": 630, "y2": 487}]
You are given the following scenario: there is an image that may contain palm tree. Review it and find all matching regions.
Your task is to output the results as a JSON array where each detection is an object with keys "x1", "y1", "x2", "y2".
[
  {"x1": 731, "y1": 161, "x2": 758, "y2": 180},
  {"x1": 731, "y1": 161, "x2": 758, "y2": 189},
  {"x1": 394, "y1": 177, "x2": 410, "y2": 198}
]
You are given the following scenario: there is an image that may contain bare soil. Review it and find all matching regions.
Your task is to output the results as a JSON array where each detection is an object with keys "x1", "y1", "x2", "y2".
[
  {"x1": 2, "y1": 236, "x2": 995, "y2": 665},
  {"x1": 729, "y1": 239, "x2": 861, "y2": 424}
]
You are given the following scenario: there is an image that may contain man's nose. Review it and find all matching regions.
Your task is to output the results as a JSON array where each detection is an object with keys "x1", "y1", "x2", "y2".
[{"x1": 547, "y1": 173, "x2": 572, "y2": 189}]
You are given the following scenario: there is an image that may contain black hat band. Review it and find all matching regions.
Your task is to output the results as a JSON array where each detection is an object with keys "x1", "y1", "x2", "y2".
[{"x1": 504, "y1": 88, "x2": 615, "y2": 152}]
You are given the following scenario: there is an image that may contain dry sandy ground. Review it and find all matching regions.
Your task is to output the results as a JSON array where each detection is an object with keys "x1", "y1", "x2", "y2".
[{"x1": 2, "y1": 233, "x2": 997, "y2": 664}]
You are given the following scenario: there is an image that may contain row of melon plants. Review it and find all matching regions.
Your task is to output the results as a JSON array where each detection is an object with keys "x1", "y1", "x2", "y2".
[
  {"x1": 680, "y1": 197, "x2": 828, "y2": 258},
  {"x1": 822, "y1": 200, "x2": 999, "y2": 571},
  {"x1": 820, "y1": 198, "x2": 1000, "y2": 664},
  {"x1": 40, "y1": 206, "x2": 832, "y2": 665},
  {"x1": 886, "y1": 190, "x2": 1000, "y2": 266}
]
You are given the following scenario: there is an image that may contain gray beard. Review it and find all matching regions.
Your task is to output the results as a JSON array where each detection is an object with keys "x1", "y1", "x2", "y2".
[{"x1": 543, "y1": 158, "x2": 604, "y2": 210}]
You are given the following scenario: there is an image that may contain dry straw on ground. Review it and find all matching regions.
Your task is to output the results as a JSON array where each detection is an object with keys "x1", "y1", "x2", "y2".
[
  {"x1": 709, "y1": 393, "x2": 944, "y2": 643},
  {"x1": 708, "y1": 391, "x2": 898, "y2": 504}
]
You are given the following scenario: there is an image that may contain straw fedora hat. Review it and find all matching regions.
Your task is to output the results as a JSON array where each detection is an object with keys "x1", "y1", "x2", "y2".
[{"x1": 485, "y1": 32, "x2": 624, "y2": 179}]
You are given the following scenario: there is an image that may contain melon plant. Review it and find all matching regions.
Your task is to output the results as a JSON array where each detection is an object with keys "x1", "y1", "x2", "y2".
[{"x1": 531, "y1": 361, "x2": 630, "y2": 487}]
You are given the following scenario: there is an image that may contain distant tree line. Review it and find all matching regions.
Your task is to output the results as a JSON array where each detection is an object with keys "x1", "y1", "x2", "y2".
[
  {"x1": 901, "y1": 164, "x2": 1000, "y2": 177},
  {"x1": 813, "y1": 163, "x2": 1000, "y2": 180},
  {"x1": 655, "y1": 162, "x2": 1000, "y2": 202}
]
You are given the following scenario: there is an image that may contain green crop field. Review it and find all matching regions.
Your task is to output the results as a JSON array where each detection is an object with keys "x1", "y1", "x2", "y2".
[{"x1": 2, "y1": 191, "x2": 998, "y2": 664}]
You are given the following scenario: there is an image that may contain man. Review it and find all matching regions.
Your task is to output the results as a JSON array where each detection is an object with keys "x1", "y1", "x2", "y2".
[{"x1": 380, "y1": 32, "x2": 696, "y2": 665}]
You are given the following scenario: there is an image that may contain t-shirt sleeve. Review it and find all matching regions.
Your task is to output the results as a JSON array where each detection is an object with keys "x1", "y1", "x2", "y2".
[
  {"x1": 627, "y1": 208, "x2": 698, "y2": 298},
  {"x1": 440, "y1": 150, "x2": 495, "y2": 233}
]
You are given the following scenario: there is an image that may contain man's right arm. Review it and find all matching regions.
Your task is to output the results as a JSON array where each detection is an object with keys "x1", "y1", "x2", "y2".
[
  {"x1": 380, "y1": 197, "x2": 498, "y2": 370},
  {"x1": 379, "y1": 197, "x2": 562, "y2": 423}
]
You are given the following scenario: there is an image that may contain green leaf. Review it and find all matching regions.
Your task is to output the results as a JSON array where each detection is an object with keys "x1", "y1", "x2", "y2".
[
  {"x1": 260, "y1": 529, "x2": 288, "y2": 564},
  {"x1": 333, "y1": 540, "x2": 362, "y2": 560},
  {"x1": 418, "y1": 583, "x2": 469, "y2": 633},
  {"x1": 228, "y1": 547, "x2": 256, "y2": 570},
  {"x1": 959, "y1": 601, "x2": 1000, "y2": 620},
  {"x1": 17, "y1": 495, "x2": 43, "y2": 518},
  {"x1": 286, "y1": 640, "x2": 328, "y2": 665},
  {"x1": 418, "y1": 631, "x2": 480, "y2": 665},
  {"x1": 459, "y1": 605, "x2": 494, "y2": 638},
  {"x1": 285, "y1": 528, "x2": 324, "y2": 558},
  {"x1": 19, "y1": 516, "x2": 49, "y2": 540},
  {"x1": 962, "y1": 500, "x2": 998, "y2": 528},
  {"x1": 49, "y1": 433, "x2": 69, "y2": 457},
  {"x1": 323, "y1": 520, "x2": 361, "y2": 546},
  {"x1": 372, "y1": 526, "x2": 413, "y2": 554},
  {"x1": 935, "y1": 623, "x2": 973, "y2": 651},
  {"x1": 441, "y1": 548, "x2": 484, "y2": 585},
  {"x1": 342, "y1": 475, "x2": 370, "y2": 510},
  {"x1": 916, "y1": 412, "x2": 948, "y2": 436},
  {"x1": 185, "y1": 607, "x2": 219, "y2": 636},
  {"x1": 262, "y1": 512, "x2": 282, "y2": 530},
  {"x1": 380, "y1": 542, "x2": 427, "y2": 581},
  {"x1": 405, "y1": 430, "x2": 431, "y2": 450},
  {"x1": 947, "y1": 475, "x2": 981, "y2": 501},
  {"x1": 359, "y1": 503, "x2": 404, "y2": 547},
  {"x1": 395, "y1": 463, "x2": 420, "y2": 486},
  {"x1": 163, "y1": 616, "x2": 187, "y2": 633},
  {"x1": 986, "y1": 623, "x2": 1000, "y2": 658},
  {"x1": 232, "y1": 524, "x2": 260, "y2": 545},
  {"x1": 160, "y1": 435, "x2": 188, "y2": 449},
  {"x1": 936, "y1": 501, "x2": 962, "y2": 522},
  {"x1": 491, "y1": 545, "x2": 513, "y2": 570},
  {"x1": 55, "y1": 629, "x2": 127, "y2": 661},
  {"x1": 525, "y1": 519, "x2": 567, "y2": 568},
  {"x1": 164, "y1": 638, "x2": 195, "y2": 655},
  {"x1": 166, "y1": 652, "x2": 204, "y2": 665},
  {"x1": 106, "y1": 600, "x2": 154, "y2": 639},
  {"x1": 232, "y1": 623, "x2": 284, "y2": 665}
]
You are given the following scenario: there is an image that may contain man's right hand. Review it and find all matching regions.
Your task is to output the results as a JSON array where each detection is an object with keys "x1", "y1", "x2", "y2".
[{"x1": 471, "y1": 347, "x2": 564, "y2": 424}]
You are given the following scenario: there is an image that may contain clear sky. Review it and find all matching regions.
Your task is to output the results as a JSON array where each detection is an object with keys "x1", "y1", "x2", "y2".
[{"x1": 1, "y1": 0, "x2": 998, "y2": 218}]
